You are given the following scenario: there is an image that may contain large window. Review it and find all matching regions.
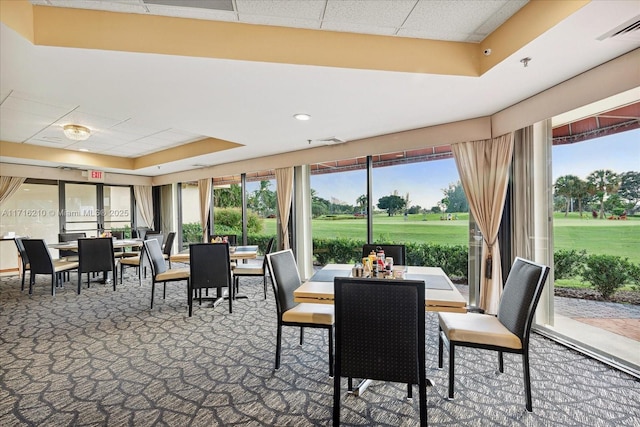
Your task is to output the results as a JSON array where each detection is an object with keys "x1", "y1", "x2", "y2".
[
  {"x1": 548, "y1": 127, "x2": 639, "y2": 370},
  {"x1": 371, "y1": 157, "x2": 466, "y2": 245},
  {"x1": 0, "y1": 180, "x2": 59, "y2": 245},
  {"x1": 310, "y1": 165, "x2": 367, "y2": 242}
]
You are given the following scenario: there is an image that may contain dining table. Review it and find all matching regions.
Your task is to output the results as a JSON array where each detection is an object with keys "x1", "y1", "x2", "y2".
[
  {"x1": 294, "y1": 263, "x2": 467, "y2": 313},
  {"x1": 294, "y1": 263, "x2": 468, "y2": 396},
  {"x1": 169, "y1": 245, "x2": 259, "y2": 263},
  {"x1": 48, "y1": 238, "x2": 144, "y2": 251}
]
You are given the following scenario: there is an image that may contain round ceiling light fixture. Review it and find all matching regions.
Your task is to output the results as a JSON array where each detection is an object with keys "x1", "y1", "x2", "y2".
[
  {"x1": 293, "y1": 113, "x2": 311, "y2": 121},
  {"x1": 63, "y1": 124, "x2": 91, "y2": 141}
]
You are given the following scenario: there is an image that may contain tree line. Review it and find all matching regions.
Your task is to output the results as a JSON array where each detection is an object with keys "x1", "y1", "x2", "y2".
[
  {"x1": 554, "y1": 170, "x2": 639, "y2": 218},
  {"x1": 213, "y1": 180, "x2": 471, "y2": 218}
]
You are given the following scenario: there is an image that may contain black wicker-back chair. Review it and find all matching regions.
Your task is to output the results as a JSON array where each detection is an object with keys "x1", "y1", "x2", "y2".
[
  {"x1": 77, "y1": 237, "x2": 116, "y2": 294},
  {"x1": 21, "y1": 239, "x2": 78, "y2": 296},
  {"x1": 189, "y1": 243, "x2": 233, "y2": 316},
  {"x1": 58, "y1": 232, "x2": 86, "y2": 261},
  {"x1": 438, "y1": 257, "x2": 550, "y2": 412},
  {"x1": 361, "y1": 244, "x2": 407, "y2": 266},
  {"x1": 233, "y1": 236, "x2": 275, "y2": 300},
  {"x1": 266, "y1": 249, "x2": 334, "y2": 376},
  {"x1": 333, "y1": 277, "x2": 427, "y2": 426}
]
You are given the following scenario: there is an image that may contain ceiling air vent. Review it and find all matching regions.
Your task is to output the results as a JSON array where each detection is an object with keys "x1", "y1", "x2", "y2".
[
  {"x1": 597, "y1": 15, "x2": 640, "y2": 42},
  {"x1": 142, "y1": 0, "x2": 233, "y2": 12}
]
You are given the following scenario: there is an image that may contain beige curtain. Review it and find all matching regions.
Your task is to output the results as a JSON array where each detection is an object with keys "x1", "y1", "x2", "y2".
[
  {"x1": 275, "y1": 167, "x2": 294, "y2": 250},
  {"x1": 0, "y1": 176, "x2": 26, "y2": 204},
  {"x1": 133, "y1": 185, "x2": 154, "y2": 229},
  {"x1": 452, "y1": 133, "x2": 514, "y2": 314},
  {"x1": 511, "y1": 126, "x2": 534, "y2": 262},
  {"x1": 198, "y1": 178, "x2": 212, "y2": 243}
]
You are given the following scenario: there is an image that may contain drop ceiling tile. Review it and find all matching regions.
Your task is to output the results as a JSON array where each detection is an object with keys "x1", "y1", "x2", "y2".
[
  {"x1": 239, "y1": 15, "x2": 321, "y2": 30},
  {"x1": 53, "y1": 110, "x2": 126, "y2": 131},
  {"x1": 42, "y1": 0, "x2": 148, "y2": 14},
  {"x1": 153, "y1": 129, "x2": 202, "y2": 143},
  {"x1": 321, "y1": 22, "x2": 397, "y2": 37},
  {"x1": 323, "y1": 0, "x2": 415, "y2": 28},
  {"x1": 474, "y1": 0, "x2": 528, "y2": 35},
  {"x1": 145, "y1": 4, "x2": 238, "y2": 21},
  {"x1": 0, "y1": 109, "x2": 53, "y2": 142},
  {"x1": 236, "y1": 0, "x2": 326, "y2": 20},
  {"x1": 402, "y1": 0, "x2": 510, "y2": 42},
  {"x1": 1, "y1": 94, "x2": 75, "y2": 119}
]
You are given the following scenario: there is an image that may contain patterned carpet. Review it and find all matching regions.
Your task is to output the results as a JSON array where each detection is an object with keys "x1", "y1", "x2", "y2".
[{"x1": 1, "y1": 266, "x2": 639, "y2": 427}]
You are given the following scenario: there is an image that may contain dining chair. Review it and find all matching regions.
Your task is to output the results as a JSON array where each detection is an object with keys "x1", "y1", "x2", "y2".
[
  {"x1": 77, "y1": 237, "x2": 117, "y2": 294},
  {"x1": 266, "y1": 249, "x2": 334, "y2": 376},
  {"x1": 14, "y1": 238, "x2": 30, "y2": 291},
  {"x1": 333, "y1": 277, "x2": 427, "y2": 427},
  {"x1": 438, "y1": 257, "x2": 550, "y2": 412},
  {"x1": 162, "y1": 231, "x2": 176, "y2": 267},
  {"x1": 188, "y1": 243, "x2": 233, "y2": 316},
  {"x1": 362, "y1": 244, "x2": 406, "y2": 266},
  {"x1": 21, "y1": 239, "x2": 78, "y2": 296},
  {"x1": 233, "y1": 237, "x2": 275, "y2": 300},
  {"x1": 144, "y1": 238, "x2": 190, "y2": 311},
  {"x1": 121, "y1": 232, "x2": 162, "y2": 278},
  {"x1": 110, "y1": 230, "x2": 126, "y2": 259},
  {"x1": 58, "y1": 232, "x2": 86, "y2": 261}
]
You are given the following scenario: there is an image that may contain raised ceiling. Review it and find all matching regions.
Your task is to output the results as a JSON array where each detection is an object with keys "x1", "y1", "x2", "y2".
[{"x1": 0, "y1": 0, "x2": 639, "y2": 176}]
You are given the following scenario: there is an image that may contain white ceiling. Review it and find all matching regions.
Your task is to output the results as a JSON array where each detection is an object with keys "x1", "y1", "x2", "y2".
[{"x1": 1, "y1": 0, "x2": 639, "y2": 176}]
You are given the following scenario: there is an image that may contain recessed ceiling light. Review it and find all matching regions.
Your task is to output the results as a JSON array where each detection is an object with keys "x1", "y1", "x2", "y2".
[
  {"x1": 293, "y1": 113, "x2": 311, "y2": 121},
  {"x1": 78, "y1": 148, "x2": 90, "y2": 152}
]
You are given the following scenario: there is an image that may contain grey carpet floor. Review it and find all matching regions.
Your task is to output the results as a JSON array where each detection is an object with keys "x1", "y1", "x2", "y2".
[{"x1": 1, "y1": 267, "x2": 639, "y2": 426}]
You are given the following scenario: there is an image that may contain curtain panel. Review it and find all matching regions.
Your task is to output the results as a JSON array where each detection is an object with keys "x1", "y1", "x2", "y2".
[
  {"x1": 198, "y1": 178, "x2": 212, "y2": 243},
  {"x1": 133, "y1": 185, "x2": 154, "y2": 230},
  {"x1": 0, "y1": 176, "x2": 26, "y2": 204},
  {"x1": 452, "y1": 133, "x2": 514, "y2": 314},
  {"x1": 275, "y1": 167, "x2": 294, "y2": 250},
  {"x1": 511, "y1": 127, "x2": 534, "y2": 262}
]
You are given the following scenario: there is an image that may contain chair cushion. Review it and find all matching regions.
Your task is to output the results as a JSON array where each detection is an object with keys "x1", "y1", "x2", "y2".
[
  {"x1": 156, "y1": 267, "x2": 189, "y2": 281},
  {"x1": 283, "y1": 303, "x2": 334, "y2": 325},
  {"x1": 120, "y1": 256, "x2": 141, "y2": 266},
  {"x1": 439, "y1": 312, "x2": 522, "y2": 349},
  {"x1": 233, "y1": 265, "x2": 264, "y2": 275},
  {"x1": 53, "y1": 260, "x2": 78, "y2": 272}
]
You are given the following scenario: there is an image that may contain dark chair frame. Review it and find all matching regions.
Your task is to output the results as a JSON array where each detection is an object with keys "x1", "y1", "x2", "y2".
[
  {"x1": 266, "y1": 249, "x2": 334, "y2": 376},
  {"x1": 362, "y1": 244, "x2": 407, "y2": 266},
  {"x1": 438, "y1": 257, "x2": 550, "y2": 412},
  {"x1": 233, "y1": 236, "x2": 275, "y2": 300},
  {"x1": 77, "y1": 237, "x2": 117, "y2": 294},
  {"x1": 188, "y1": 243, "x2": 233, "y2": 316},
  {"x1": 162, "y1": 231, "x2": 176, "y2": 267},
  {"x1": 144, "y1": 238, "x2": 190, "y2": 311},
  {"x1": 333, "y1": 277, "x2": 427, "y2": 426},
  {"x1": 21, "y1": 239, "x2": 78, "y2": 296},
  {"x1": 14, "y1": 238, "x2": 30, "y2": 291}
]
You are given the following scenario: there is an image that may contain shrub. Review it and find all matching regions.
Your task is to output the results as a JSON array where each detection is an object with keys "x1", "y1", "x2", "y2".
[
  {"x1": 214, "y1": 208, "x2": 263, "y2": 234},
  {"x1": 582, "y1": 254, "x2": 631, "y2": 299},
  {"x1": 182, "y1": 222, "x2": 203, "y2": 244},
  {"x1": 311, "y1": 238, "x2": 468, "y2": 280},
  {"x1": 554, "y1": 249, "x2": 587, "y2": 279}
]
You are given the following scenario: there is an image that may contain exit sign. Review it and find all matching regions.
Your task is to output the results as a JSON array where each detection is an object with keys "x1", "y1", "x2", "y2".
[{"x1": 88, "y1": 170, "x2": 105, "y2": 182}]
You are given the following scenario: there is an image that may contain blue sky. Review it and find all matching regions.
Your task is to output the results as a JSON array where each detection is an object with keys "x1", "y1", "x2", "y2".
[{"x1": 311, "y1": 128, "x2": 639, "y2": 210}]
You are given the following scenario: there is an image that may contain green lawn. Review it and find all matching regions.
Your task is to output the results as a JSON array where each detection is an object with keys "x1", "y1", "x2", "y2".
[{"x1": 262, "y1": 212, "x2": 640, "y2": 264}]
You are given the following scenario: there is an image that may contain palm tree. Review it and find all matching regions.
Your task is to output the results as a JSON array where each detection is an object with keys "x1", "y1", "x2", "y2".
[
  {"x1": 554, "y1": 175, "x2": 581, "y2": 217},
  {"x1": 356, "y1": 194, "x2": 368, "y2": 215},
  {"x1": 586, "y1": 169, "x2": 621, "y2": 219}
]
